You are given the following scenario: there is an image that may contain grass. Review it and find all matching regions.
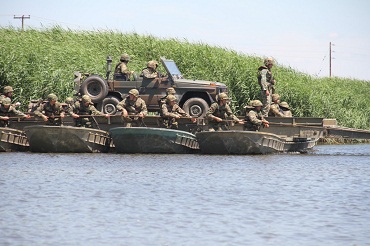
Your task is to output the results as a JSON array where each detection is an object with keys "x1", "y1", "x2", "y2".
[{"x1": 1, "y1": 26, "x2": 370, "y2": 129}]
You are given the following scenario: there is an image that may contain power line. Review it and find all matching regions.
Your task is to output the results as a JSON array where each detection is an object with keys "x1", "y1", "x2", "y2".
[{"x1": 13, "y1": 15, "x2": 30, "y2": 31}]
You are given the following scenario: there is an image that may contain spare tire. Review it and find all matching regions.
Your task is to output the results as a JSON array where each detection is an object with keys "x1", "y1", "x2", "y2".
[
  {"x1": 80, "y1": 75, "x2": 108, "y2": 103},
  {"x1": 183, "y1": 97, "x2": 209, "y2": 118}
]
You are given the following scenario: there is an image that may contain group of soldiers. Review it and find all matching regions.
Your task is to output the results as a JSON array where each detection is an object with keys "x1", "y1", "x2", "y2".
[{"x1": 1, "y1": 55, "x2": 292, "y2": 132}]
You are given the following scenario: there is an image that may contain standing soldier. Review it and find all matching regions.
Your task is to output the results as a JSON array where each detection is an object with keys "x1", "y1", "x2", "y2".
[
  {"x1": 114, "y1": 53, "x2": 134, "y2": 81},
  {"x1": 0, "y1": 97, "x2": 30, "y2": 127},
  {"x1": 34, "y1": 93, "x2": 65, "y2": 126},
  {"x1": 116, "y1": 89, "x2": 147, "y2": 127},
  {"x1": 269, "y1": 94, "x2": 285, "y2": 117},
  {"x1": 69, "y1": 95, "x2": 109, "y2": 128},
  {"x1": 244, "y1": 100, "x2": 269, "y2": 131},
  {"x1": 160, "y1": 95, "x2": 196, "y2": 129},
  {"x1": 206, "y1": 92, "x2": 243, "y2": 131},
  {"x1": 258, "y1": 57, "x2": 276, "y2": 117}
]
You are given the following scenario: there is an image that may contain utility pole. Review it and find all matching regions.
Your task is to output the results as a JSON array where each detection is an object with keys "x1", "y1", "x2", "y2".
[
  {"x1": 13, "y1": 15, "x2": 30, "y2": 31},
  {"x1": 329, "y1": 42, "x2": 335, "y2": 77}
]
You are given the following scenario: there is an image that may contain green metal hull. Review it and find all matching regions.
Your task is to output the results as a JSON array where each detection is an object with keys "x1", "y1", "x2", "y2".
[
  {"x1": 109, "y1": 127, "x2": 199, "y2": 154},
  {"x1": 24, "y1": 125, "x2": 110, "y2": 153},
  {"x1": 0, "y1": 127, "x2": 29, "y2": 152},
  {"x1": 196, "y1": 131, "x2": 318, "y2": 155}
]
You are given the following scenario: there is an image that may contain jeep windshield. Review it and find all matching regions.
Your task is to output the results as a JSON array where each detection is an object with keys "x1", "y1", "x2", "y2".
[{"x1": 161, "y1": 58, "x2": 184, "y2": 79}]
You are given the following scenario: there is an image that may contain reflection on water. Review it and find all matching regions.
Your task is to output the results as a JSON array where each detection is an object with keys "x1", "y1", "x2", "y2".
[{"x1": 1, "y1": 144, "x2": 370, "y2": 246}]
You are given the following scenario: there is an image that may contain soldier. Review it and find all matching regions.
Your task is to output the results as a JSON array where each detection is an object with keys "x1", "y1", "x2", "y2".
[
  {"x1": 0, "y1": 86, "x2": 21, "y2": 107},
  {"x1": 258, "y1": 57, "x2": 277, "y2": 117},
  {"x1": 114, "y1": 53, "x2": 134, "y2": 81},
  {"x1": 158, "y1": 87, "x2": 176, "y2": 115},
  {"x1": 64, "y1": 97, "x2": 75, "y2": 114},
  {"x1": 141, "y1": 60, "x2": 168, "y2": 82},
  {"x1": 69, "y1": 95, "x2": 109, "y2": 128},
  {"x1": 34, "y1": 93, "x2": 65, "y2": 125},
  {"x1": 206, "y1": 92, "x2": 243, "y2": 131},
  {"x1": 279, "y1": 101, "x2": 293, "y2": 117},
  {"x1": 243, "y1": 100, "x2": 269, "y2": 131},
  {"x1": 160, "y1": 95, "x2": 196, "y2": 129},
  {"x1": 0, "y1": 97, "x2": 30, "y2": 127},
  {"x1": 269, "y1": 94, "x2": 285, "y2": 117},
  {"x1": 116, "y1": 89, "x2": 148, "y2": 127}
]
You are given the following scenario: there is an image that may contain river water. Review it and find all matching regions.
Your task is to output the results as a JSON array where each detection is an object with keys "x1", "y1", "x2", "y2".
[{"x1": 1, "y1": 144, "x2": 370, "y2": 246}]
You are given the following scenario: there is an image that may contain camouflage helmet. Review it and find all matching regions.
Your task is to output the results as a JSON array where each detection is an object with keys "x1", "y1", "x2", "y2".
[
  {"x1": 128, "y1": 89, "x2": 139, "y2": 97},
  {"x1": 279, "y1": 101, "x2": 290, "y2": 109},
  {"x1": 65, "y1": 97, "x2": 74, "y2": 104},
  {"x1": 251, "y1": 100, "x2": 263, "y2": 107},
  {"x1": 81, "y1": 95, "x2": 92, "y2": 103},
  {"x1": 217, "y1": 92, "x2": 229, "y2": 101},
  {"x1": 166, "y1": 87, "x2": 176, "y2": 95},
  {"x1": 2, "y1": 97, "x2": 11, "y2": 106},
  {"x1": 264, "y1": 57, "x2": 274, "y2": 66},
  {"x1": 3, "y1": 86, "x2": 13, "y2": 94},
  {"x1": 272, "y1": 94, "x2": 280, "y2": 101},
  {"x1": 166, "y1": 95, "x2": 177, "y2": 102},
  {"x1": 47, "y1": 93, "x2": 58, "y2": 101},
  {"x1": 147, "y1": 60, "x2": 159, "y2": 69},
  {"x1": 120, "y1": 53, "x2": 130, "y2": 61}
]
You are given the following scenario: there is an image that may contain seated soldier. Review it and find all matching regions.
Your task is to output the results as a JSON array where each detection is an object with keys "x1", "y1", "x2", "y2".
[
  {"x1": 158, "y1": 87, "x2": 176, "y2": 115},
  {"x1": 69, "y1": 95, "x2": 109, "y2": 128},
  {"x1": 160, "y1": 95, "x2": 196, "y2": 129},
  {"x1": 244, "y1": 100, "x2": 269, "y2": 131},
  {"x1": 34, "y1": 93, "x2": 65, "y2": 126},
  {"x1": 268, "y1": 94, "x2": 285, "y2": 117},
  {"x1": 114, "y1": 53, "x2": 134, "y2": 81},
  {"x1": 0, "y1": 97, "x2": 30, "y2": 127},
  {"x1": 116, "y1": 89, "x2": 147, "y2": 127},
  {"x1": 279, "y1": 101, "x2": 293, "y2": 117}
]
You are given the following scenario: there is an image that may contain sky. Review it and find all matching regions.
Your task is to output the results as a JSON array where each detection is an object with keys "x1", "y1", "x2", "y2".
[{"x1": 2, "y1": 0, "x2": 370, "y2": 81}]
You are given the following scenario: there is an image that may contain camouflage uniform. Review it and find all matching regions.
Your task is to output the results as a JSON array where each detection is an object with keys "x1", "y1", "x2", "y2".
[
  {"x1": 141, "y1": 60, "x2": 159, "y2": 79},
  {"x1": 160, "y1": 95, "x2": 190, "y2": 129},
  {"x1": 258, "y1": 57, "x2": 276, "y2": 117},
  {"x1": 0, "y1": 86, "x2": 14, "y2": 104},
  {"x1": 114, "y1": 54, "x2": 132, "y2": 81},
  {"x1": 34, "y1": 94, "x2": 65, "y2": 126},
  {"x1": 244, "y1": 100, "x2": 266, "y2": 131},
  {"x1": 279, "y1": 101, "x2": 292, "y2": 117},
  {"x1": 117, "y1": 90, "x2": 148, "y2": 127},
  {"x1": 69, "y1": 96, "x2": 103, "y2": 128},
  {"x1": 268, "y1": 94, "x2": 285, "y2": 117},
  {"x1": 0, "y1": 98, "x2": 27, "y2": 127},
  {"x1": 206, "y1": 93, "x2": 239, "y2": 131},
  {"x1": 158, "y1": 87, "x2": 176, "y2": 115}
]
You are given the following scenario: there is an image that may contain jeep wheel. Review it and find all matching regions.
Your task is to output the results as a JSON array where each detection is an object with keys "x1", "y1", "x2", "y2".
[
  {"x1": 98, "y1": 96, "x2": 121, "y2": 115},
  {"x1": 183, "y1": 98, "x2": 209, "y2": 118},
  {"x1": 81, "y1": 75, "x2": 108, "y2": 103}
]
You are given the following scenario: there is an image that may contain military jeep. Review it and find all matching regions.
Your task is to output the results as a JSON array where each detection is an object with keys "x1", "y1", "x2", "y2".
[{"x1": 73, "y1": 57, "x2": 228, "y2": 117}]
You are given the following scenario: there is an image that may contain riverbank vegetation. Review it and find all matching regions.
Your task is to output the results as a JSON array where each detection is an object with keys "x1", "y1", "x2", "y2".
[{"x1": 1, "y1": 26, "x2": 369, "y2": 129}]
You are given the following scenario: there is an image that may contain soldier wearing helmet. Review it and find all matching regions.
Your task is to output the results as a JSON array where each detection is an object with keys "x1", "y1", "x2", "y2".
[
  {"x1": 69, "y1": 95, "x2": 109, "y2": 128},
  {"x1": 34, "y1": 93, "x2": 65, "y2": 125},
  {"x1": 243, "y1": 100, "x2": 269, "y2": 131},
  {"x1": 114, "y1": 53, "x2": 134, "y2": 81},
  {"x1": 141, "y1": 60, "x2": 168, "y2": 83},
  {"x1": 279, "y1": 101, "x2": 292, "y2": 117},
  {"x1": 268, "y1": 94, "x2": 285, "y2": 117},
  {"x1": 0, "y1": 97, "x2": 30, "y2": 127},
  {"x1": 258, "y1": 56, "x2": 277, "y2": 117},
  {"x1": 160, "y1": 94, "x2": 196, "y2": 129},
  {"x1": 117, "y1": 89, "x2": 148, "y2": 127},
  {"x1": 206, "y1": 93, "x2": 243, "y2": 131},
  {"x1": 158, "y1": 87, "x2": 177, "y2": 114},
  {"x1": 1, "y1": 86, "x2": 21, "y2": 108}
]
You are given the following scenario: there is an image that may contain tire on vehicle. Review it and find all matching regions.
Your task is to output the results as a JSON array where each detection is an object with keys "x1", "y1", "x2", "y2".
[
  {"x1": 183, "y1": 97, "x2": 209, "y2": 118},
  {"x1": 98, "y1": 96, "x2": 121, "y2": 115},
  {"x1": 80, "y1": 75, "x2": 108, "y2": 103}
]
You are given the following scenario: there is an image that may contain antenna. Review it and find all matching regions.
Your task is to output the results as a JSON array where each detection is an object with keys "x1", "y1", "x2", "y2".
[{"x1": 329, "y1": 42, "x2": 335, "y2": 77}]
